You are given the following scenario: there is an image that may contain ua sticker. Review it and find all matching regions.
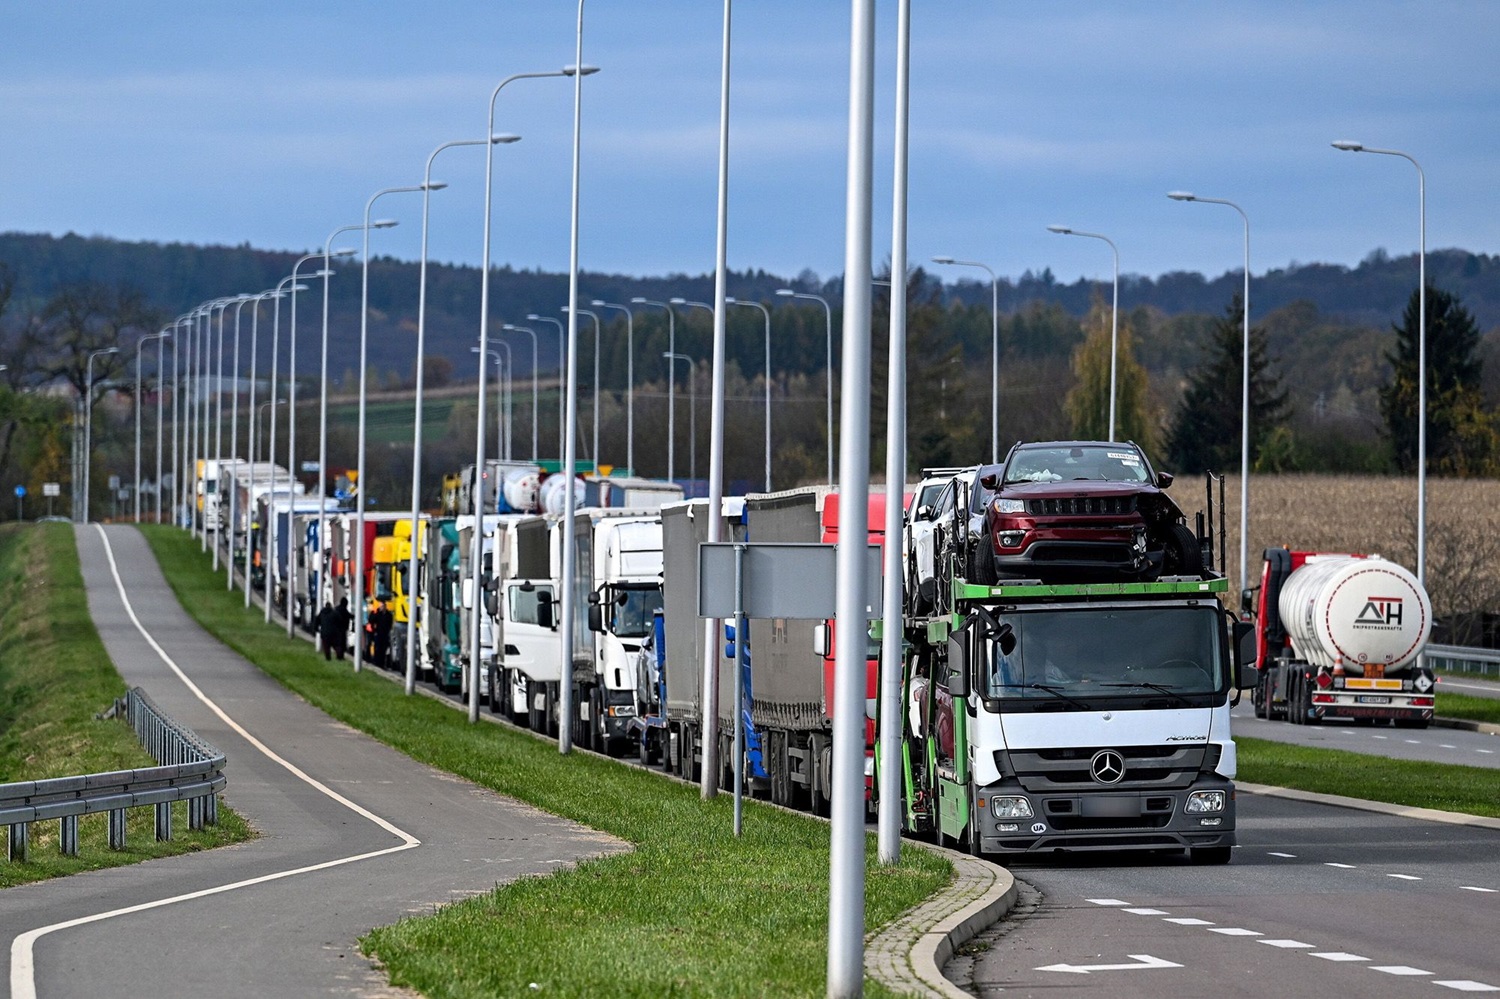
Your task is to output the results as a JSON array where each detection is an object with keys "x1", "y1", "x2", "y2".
[{"x1": 1031, "y1": 822, "x2": 1047, "y2": 835}]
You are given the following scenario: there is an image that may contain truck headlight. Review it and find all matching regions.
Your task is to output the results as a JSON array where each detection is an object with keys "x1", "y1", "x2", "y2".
[
  {"x1": 992, "y1": 796, "x2": 1033, "y2": 819},
  {"x1": 1186, "y1": 790, "x2": 1225, "y2": 813}
]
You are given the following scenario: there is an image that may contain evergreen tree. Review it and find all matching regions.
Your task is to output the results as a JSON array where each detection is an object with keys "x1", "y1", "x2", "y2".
[
  {"x1": 1065, "y1": 295, "x2": 1156, "y2": 452},
  {"x1": 1378, "y1": 284, "x2": 1488, "y2": 474},
  {"x1": 1165, "y1": 295, "x2": 1288, "y2": 474}
]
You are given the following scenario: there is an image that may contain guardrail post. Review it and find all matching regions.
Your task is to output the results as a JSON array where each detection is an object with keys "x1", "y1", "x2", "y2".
[
  {"x1": 189, "y1": 795, "x2": 205, "y2": 831},
  {"x1": 8, "y1": 821, "x2": 28, "y2": 862},
  {"x1": 207, "y1": 792, "x2": 219, "y2": 827},
  {"x1": 109, "y1": 808, "x2": 127, "y2": 850},
  {"x1": 155, "y1": 802, "x2": 172, "y2": 842},
  {"x1": 59, "y1": 815, "x2": 78, "y2": 856}
]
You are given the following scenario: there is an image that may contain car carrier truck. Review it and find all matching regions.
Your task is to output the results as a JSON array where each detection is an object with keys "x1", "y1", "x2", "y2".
[{"x1": 1249, "y1": 549, "x2": 1434, "y2": 727}]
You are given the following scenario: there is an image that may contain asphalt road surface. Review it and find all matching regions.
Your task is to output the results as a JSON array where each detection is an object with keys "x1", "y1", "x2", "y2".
[
  {"x1": 951, "y1": 791, "x2": 1500, "y2": 998},
  {"x1": 0, "y1": 525, "x2": 625, "y2": 999},
  {"x1": 1230, "y1": 701, "x2": 1500, "y2": 769}
]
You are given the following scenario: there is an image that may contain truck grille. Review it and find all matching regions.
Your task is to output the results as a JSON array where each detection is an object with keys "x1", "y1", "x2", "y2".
[
  {"x1": 1026, "y1": 495, "x2": 1137, "y2": 516},
  {"x1": 1003, "y1": 744, "x2": 1207, "y2": 791}
]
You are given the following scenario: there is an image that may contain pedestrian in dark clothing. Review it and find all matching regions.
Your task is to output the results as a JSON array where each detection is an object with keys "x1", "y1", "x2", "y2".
[
  {"x1": 370, "y1": 599, "x2": 394, "y2": 669},
  {"x1": 329, "y1": 598, "x2": 352, "y2": 661},
  {"x1": 317, "y1": 601, "x2": 337, "y2": 660}
]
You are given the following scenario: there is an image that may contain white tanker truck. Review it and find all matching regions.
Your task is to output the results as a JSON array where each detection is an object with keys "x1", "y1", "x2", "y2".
[{"x1": 1250, "y1": 548, "x2": 1434, "y2": 727}]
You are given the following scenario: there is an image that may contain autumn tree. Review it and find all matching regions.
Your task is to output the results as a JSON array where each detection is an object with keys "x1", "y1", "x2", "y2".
[
  {"x1": 1165, "y1": 294, "x2": 1288, "y2": 474},
  {"x1": 1065, "y1": 295, "x2": 1156, "y2": 453}
]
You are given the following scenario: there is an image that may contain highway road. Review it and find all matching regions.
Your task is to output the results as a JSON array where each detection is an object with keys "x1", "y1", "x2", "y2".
[
  {"x1": 0, "y1": 525, "x2": 625, "y2": 999},
  {"x1": 951, "y1": 791, "x2": 1500, "y2": 998},
  {"x1": 1229, "y1": 702, "x2": 1500, "y2": 769}
]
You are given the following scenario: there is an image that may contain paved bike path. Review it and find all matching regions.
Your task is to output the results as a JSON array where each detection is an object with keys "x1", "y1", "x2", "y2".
[{"x1": 0, "y1": 525, "x2": 623, "y2": 998}]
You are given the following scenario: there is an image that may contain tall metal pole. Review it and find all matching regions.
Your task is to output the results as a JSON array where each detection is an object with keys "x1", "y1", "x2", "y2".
[
  {"x1": 631, "y1": 299, "x2": 677, "y2": 480},
  {"x1": 590, "y1": 301, "x2": 634, "y2": 472},
  {"x1": 775, "y1": 288, "x2": 834, "y2": 483},
  {"x1": 287, "y1": 260, "x2": 334, "y2": 637},
  {"x1": 266, "y1": 271, "x2": 311, "y2": 625},
  {"x1": 357, "y1": 189, "x2": 423, "y2": 674},
  {"x1": 83, "y1": 347, "x2": 118, "y2": 524},
  {"x1": 1332, "y1": 141, "x2": 1426, "y2": 585},
  {"x1": 829, "y1": 0, "x2": 874, "y2": 990},
  {"x1": 878, "y1": 0, "x2": 912, "y2": 868},
  {"x1": 502, "y1": 323, "x2": 541, "y2": 462},
  {"x1": 473, "y1": 68, "x2": 574, "y2": 722},
  {"x1": 213, "y1": 299, "x2": 230, "y2": 557},
  {"x1": 564, "y1": 307, "x2": 601, "y2": 466},
  {"x1": 135, "y1": 331, "x2": 169, "y2": 523},
  {"x1": 1043, "y1": 227, "x2": 1118, "y2": 443},
  {"x1": 244, "y1": 290, "x2": 276, "y2": 609},
  {"x1": 930, "y1": 257, "x2": 999, "y2": 461},
  {"x1": 155, "y1": 330, "x2": 168, "y2": 524},
  {"x1": 726, "y1": 298, "x2": 773, "y2": 491},
  {"x1": 1169, "y1": 192, "x2": 1250, "y2": 598},
  {"x1": 526, "y1": 313, "x2": 566, "y2": 461},
  {"x1": 559, "y1": 4, "x2": 593, "y2": 750},
  {"x1": 226, "y1": 295, "x2": 253, "y2": 587}
]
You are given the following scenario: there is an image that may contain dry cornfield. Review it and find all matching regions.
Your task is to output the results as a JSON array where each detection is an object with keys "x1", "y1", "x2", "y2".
[{"x1": 1190, "y1": 474, "x2": 1500, "y2": 630}]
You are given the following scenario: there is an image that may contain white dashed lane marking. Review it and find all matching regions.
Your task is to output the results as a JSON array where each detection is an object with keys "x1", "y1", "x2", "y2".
[
  {"x1": 1372, "y1": 966, "x2": 1433, "y2": 976},
  {"x1": 1164, "y1": 918, "x2": 1214, "y2": 926},
  {"x1": 1460, "y1": 886, "x2": 1498, "y2": 893},
  {"x1": 1435, "y1": 982, "x2": 1500, "y2": 992},
  {"x1": 1267, "y1": 851, "x2": 1297, "y2": 858},
  {"x1": 1387, "y1": 874, "x2": 1422, "y2": 881},
  {"x1": 1325, "y1": 862, "x2": 1357, "y2": 869},
  {"x1": 1311, "y1": 952, "x2": 1370, "y2": 962},
  {"x1": 1260, "y1": 940, "x2": 1314, "y2": 949},
  {"x1": 1124, "y1": 908, "x2": 1169, "y2": 915},
  {"x1": 1208, "y1": 928, "x2": 1262, "y2": 936},
  {"x1": 1085, "y1": 898, "x2": 1128, "y2": 907}
]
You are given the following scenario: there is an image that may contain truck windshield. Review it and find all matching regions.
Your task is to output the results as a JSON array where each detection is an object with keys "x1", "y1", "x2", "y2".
[
  {"x1": 981, "y1": 605, "x2": 1223, "y2": 710},
  {"x1": 611, "y1": 584, "x2": 664, "y2": 639}
]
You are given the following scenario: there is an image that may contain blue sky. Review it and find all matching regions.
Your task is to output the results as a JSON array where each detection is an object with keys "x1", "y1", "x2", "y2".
[{"x1": 4, "y1": 2, "x2": 1498, "y2": 288}]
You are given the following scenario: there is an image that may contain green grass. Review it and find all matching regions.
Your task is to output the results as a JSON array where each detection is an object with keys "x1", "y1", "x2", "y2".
[
  {"x1": 139, "y1": 524, "x2": 952, "y2": 999},
  {"x1": 0, "y1": 524, "x2": 253, "y2": 888},
  {"x1": 1237, "y1": 736, "x2": 1500, "y2": 818},
  {"x1": 1433, "y1": 690, "x2": 1500, "y2": 726}
]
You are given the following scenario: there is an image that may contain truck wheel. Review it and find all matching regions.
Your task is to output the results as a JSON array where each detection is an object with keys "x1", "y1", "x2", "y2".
[
  {"x1": 1252, "y1": 677, "x2": 1268, "y2": 719},
  {"x1": 1190, "y1": 845, "x2": 1232, "y2": 865},
  {"x1": 527, "y1": 684, "x2": 544, "y2": 733},
  {"x1": 965, "y1": 541, "x2": 998, "y2": 586}
]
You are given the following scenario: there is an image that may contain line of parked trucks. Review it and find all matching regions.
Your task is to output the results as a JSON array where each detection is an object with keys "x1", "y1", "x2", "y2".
[{"x1": 194, "y1": 439, "x2": 1435, "y2": 864}]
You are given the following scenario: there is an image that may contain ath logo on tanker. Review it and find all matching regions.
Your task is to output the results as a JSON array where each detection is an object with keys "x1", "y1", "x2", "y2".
[{"x1": 1353, "y1": 595, "x2": 1404, "y2": 630}]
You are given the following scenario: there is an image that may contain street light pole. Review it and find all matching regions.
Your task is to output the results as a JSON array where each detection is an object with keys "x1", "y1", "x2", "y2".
[
  {"x1": 526, "y1": 314, "x2": 566, "y2": 461},
  {"x1": 286, "y1": 261, "x2": 337, "y2": 637},
  {"x1": 501, "y1": 323, "x2": 541, "y2": 462},
  {"x1": 1043, "y1": 227, "x2": 1119, "y2": 443},
  {"x1": 724, "y1": 297, "x2": 773, "y2": 491},
  {"x1": 671, "y1": 299, "x2": 715, "y2": 485},
  {"x1": 223, "y1": 294, "x2": 254, "y2": 584},
  {"x1": 774, "y1": 288, "x2": 835, "y2": 483},
  {"x1": 662, "y1": 352, "x2": 696, "y2": 481},
  {"x1": 630, "y1": 299, "x2": 677, "y2": 481},
  {"x1": 1332, "y1": 140, "x2": 1427, "y2": 585},
  {"x1": 471, "y1": 345, "x2": 511, "y2": 463},
  {"x1": 1167, "y1": 192, "x2": 1251, "y2": 600},
  {"x1": 83, "y1": 347, "x2": 119, "y2": 524},
  {"x1": 265, "y1": 271, "x2": 314, "y2": 626},
  {"x1": 930, "y1": 256, "x2": 1000, "y2": 461},
  {"x1": 155, "y1": 328, "x2": 169, "y2": 523},
  {"x1": 590, "y1": 301, "x2": 635, "y2": 472},
  {"x1": 562, "y1": 307, "x2": 600, "y2": 467},
  {"x1": 243, "y1": 289, "x2": 281, "y2": 608},
  {"x1": 135, "y1": 331, "x2": 170, "y2": 523}
]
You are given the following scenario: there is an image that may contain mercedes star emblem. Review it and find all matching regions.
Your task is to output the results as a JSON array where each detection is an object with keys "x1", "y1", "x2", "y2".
[{"x1": 1090, "y1": 749, "x2": 1125, "y2": 785}]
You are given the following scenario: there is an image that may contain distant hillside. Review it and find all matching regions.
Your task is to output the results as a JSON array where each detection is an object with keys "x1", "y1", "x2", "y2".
[{"x1": 3, "y1": 230, "x2": 1499, "y2": 386}]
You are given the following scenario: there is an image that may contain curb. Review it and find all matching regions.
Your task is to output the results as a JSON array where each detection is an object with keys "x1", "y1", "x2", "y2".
[
  {"x1": 1433, "y1": 715, "x2": 1500, "y2": 736},
  {"x1": 1237, "y1": 781, "x2": 1500, "y2": 831},
  {"x1": 866, "y1": 846, "x2": 1017, "y2": 998}
]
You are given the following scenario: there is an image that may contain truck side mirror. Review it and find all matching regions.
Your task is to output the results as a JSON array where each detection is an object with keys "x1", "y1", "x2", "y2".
[
  {"x1": 485, "y1": 590, "x2": 500, "y2": 617},
  {"x1": 587, "y1": 604, "x2": 604, "y2": 633},
  {"x1": 945, "y1": 632, "x2": 971, "y2": 699},
  {"x1": 812, "y1": 622, "x2": 830, "y2": 658},
  {"x1": 536, "y1": 590, "x2": 555, "y2": 630},
  {"x1": 1232, "y1": 620, "x2": 1256, "y2": 667},
  {"x1": 1237, "y1": 664, "x2": 1259, "y2": 691}
]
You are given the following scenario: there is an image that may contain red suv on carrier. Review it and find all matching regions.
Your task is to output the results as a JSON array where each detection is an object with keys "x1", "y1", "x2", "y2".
[{"x1": 967, "y1": 440, "x2": 1201, "y2": 584}]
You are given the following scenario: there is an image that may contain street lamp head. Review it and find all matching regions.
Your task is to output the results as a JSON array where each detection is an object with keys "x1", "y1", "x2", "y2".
[
  {"x1": 330, "y1": 248, "x2": 357, "y2": 258},
  {"x1": 774, "y1": 288, "x2": 795, "y2": 297},
  {"x1": 306, "y1": 270, "x2": 334, "y2": 280},
  {"x1": 371, "y1": 219, "x2": 399, "y2": 230},
  {"x1": 590, "y1": 299, "x2": 607, "y2": 307},
  {"x1": 1045, "y1": 225, "x2": 1073, "y2": 235},
  {"x1": 725, "y1": 297, "x2": 739, "y2": 304},
  {"x1": 629, "y1": 297, "x2": 647, "y2": 304},
  {"x1": 491, "y1": 133, "x2": 522, "y2": 145},
  {"x1": 563, "y1": 64, "x2": 601, "y2": 77},
  {"x1": 668, "y1": 297, "x2": 686, "y2": 305},
  {"x1": 101, "y1": 347, "x2": 119, "y2": 355},
  {"x1": 526, "y1": 313, "x2": 543, "y2": 321},
  {"x1": 423, "y1": 181, "x2": 449, "y2": 192},
  {"x1": 288, "y1": 283, "x2": 311, "y2": 293},
  {"x1": 1331, "y1": 140, "x2": 1364, "y2": 152},
  {"x1": 1167, "y1": 191, "x2": 1197, "y2": 202},
  {"x1": 931, "y1": 256, "x2": 955, "y2": 265}
]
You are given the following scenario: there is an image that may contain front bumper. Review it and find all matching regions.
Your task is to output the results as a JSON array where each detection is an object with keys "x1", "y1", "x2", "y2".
[{"x1": 974, "y1": 775, "x2": 1235, "y2": 855}]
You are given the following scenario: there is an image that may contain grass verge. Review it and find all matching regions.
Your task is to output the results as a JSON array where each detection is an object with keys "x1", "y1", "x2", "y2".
[
  {"x1": 0, "y1": 524, "x2": 252, "y2": 889},
  {"x1": 139, "y1": 525, "x2": 953, "y2": 999},
  {"x1": 1237, "y1": 736, "x2": 1500, "y2": 818},
  {"x1": 1431, "y1": 690, "x2": 1500, "y2": 726}
]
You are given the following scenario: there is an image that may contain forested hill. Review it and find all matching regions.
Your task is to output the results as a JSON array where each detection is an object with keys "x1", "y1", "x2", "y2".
[{"x1": 3, "y1": 229, "x2": 1500, "y2": 381}]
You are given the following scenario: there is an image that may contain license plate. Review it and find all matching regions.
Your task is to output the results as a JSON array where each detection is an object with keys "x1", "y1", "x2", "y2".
[
  {"x1": 1356, "y1": 695, "x2": 1391, "y2": 704},
  {"x1": 1081, "y1": 796, "x2": 1139, "y2": 818}
]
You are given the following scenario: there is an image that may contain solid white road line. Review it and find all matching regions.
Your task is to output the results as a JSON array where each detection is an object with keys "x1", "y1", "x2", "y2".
[{"x1": 9, "y1": 527, "x2": 422, "y2": 999}]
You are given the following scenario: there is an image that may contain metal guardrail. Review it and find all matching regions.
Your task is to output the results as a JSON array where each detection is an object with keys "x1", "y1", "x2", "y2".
[
  {"x1": 2, "y1": 687, "x2": 226, "y2": 862},
  {"x1": 1428, "y1": 643, "x2": 1500, "y2": 680}
]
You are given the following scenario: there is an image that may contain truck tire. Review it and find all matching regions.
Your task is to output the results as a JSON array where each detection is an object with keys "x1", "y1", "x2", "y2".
[
  {"x1": 487, "y1": 669, "x2": 501, "y2": 715},
  {"x1": 1252, "y1": 676, "x2": 1269, "y2": 719},
  {"x1": 527, "y1": 681, "x2": 544, "y2": 733},
  {"x1": 1190, "y1": 845, "x2": 1232, "y2": 865},
  {"x1": 965, "y1": 541, "x2": 997, "y2": 586}
]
